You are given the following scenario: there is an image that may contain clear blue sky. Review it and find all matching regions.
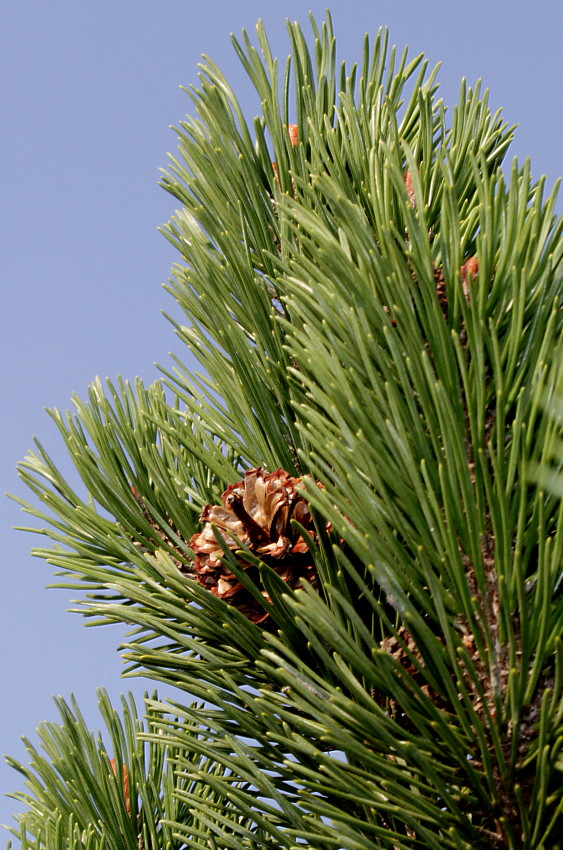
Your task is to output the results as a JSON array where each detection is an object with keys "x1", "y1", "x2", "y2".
[{"x1": 1, "y1": 0, "x2": 561, "y2": 833}]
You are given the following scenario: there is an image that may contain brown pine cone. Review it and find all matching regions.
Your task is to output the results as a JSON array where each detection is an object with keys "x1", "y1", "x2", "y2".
[{"x1": 189, "y1": 467, "x2": 323, "y2": 622}]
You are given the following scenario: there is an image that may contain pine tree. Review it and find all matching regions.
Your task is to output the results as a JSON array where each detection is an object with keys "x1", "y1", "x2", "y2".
[{"x1": 5, "y1": 13, "x2": 563, "y2": 850}]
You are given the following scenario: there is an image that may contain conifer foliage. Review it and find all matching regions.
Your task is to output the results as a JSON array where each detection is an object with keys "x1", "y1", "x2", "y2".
[{"x1": 6, "y1": 13, "x2": 563, "y2": 850}]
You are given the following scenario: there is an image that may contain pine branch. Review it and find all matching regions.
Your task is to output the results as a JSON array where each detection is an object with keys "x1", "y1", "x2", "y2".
[{"x1": 6, "y1": 12, "x2": 563, "y2": 850}]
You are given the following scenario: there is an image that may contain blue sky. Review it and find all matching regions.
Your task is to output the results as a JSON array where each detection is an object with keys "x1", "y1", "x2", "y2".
[{"x1": 1, "y1": 0, "x2": 561, "y2": 833}]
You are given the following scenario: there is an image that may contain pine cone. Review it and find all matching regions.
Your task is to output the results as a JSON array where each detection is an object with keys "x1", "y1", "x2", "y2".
[{"x1": 189, "y1": 467, "x2": 321, "y2": 622}]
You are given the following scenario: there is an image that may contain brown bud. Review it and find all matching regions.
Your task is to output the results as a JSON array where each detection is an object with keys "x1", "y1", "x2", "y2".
[
  {"x1": 271, "y1": 126, "x2": 298, "y2": 191},
  {"x1": 271, "y1": 161, "x2": 280, "y2": 189},
  {"x1": 461, "y1": 256, "x2": 479, "y2": 301},
  {"x1": 110, "y1": 758, "x2": 130, "y2": 814},
  {"x1": 404, "y1": 169, "x2": 416, "y2": 208}
]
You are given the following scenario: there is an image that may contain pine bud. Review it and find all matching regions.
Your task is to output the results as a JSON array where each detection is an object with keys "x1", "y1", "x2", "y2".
[
  {"x1": 110, "y1": 758, "x2": 130, "y2": 814},
  {"x1": 404, "y1": 169, "x2": 416, "y2": 208},
  {"x1": 272, "y1": 161, "x2": 280, "y2": 188},
  {"x1": 272, "y1": 125, "x2": 298, "y2": 188},
  {"x1": 461, "y1": 256, "x2": 479, "y2": 301}
]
